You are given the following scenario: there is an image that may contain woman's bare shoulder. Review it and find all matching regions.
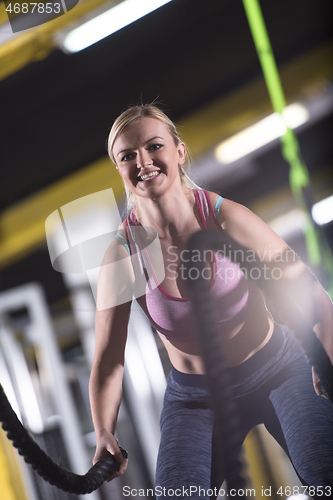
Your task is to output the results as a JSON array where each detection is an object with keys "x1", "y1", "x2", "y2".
[
  {"x1": 117, "y1": 219, "x2": 127, "y2": 234},
  {"x1": 101, "y1": 221, "x2": 129, "y2": 266},
  {"x1": 205, "y1": 190, "x2": 220, "y2": 205},
  {"x1": 205, "y1": 190, "x2": 268, "y2": 231}
]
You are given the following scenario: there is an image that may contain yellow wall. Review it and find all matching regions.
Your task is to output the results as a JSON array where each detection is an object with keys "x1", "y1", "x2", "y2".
[{"x1": 0, "y1": 427, "x2": 29, "y2": 500}]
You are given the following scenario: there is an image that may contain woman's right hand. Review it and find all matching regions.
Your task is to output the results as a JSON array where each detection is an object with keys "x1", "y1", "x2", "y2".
[{"x1": 93, "y1": 432, "x2": 128, "y2": 482}]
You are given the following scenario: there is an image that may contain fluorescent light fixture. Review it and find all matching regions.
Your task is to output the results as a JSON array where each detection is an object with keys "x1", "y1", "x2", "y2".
[
  {"x1": 215, "y1": 103, "x2": 309, "y2": 164},
  {"x1": 311, "y1": 195, "x2": 333, "y2": 225},
  {"x1": 62, "y1": 0, "x2": 172, "y2": 53},
  {"x1": 286, "y1": 496, "x2": 311, "y2": 500}
]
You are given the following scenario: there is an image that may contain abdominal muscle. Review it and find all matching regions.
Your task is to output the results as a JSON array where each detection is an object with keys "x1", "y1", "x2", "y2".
[{"x1": 160, "y1": 292, "x2": 275, "y2": 373}]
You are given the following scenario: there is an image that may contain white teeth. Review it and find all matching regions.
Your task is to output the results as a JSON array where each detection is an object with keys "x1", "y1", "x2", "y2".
[{"x1": 140, "y1": 171, "x2": 160, "y2": 181}]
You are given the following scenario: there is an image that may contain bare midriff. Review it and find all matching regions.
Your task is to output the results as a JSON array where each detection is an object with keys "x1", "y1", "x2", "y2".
[{"x1": 160, "y1": 292, "x2": 274, "y2": 372}]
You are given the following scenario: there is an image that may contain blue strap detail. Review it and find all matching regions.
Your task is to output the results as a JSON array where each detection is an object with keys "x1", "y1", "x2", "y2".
[
  {"x1": 115, "y1": 232, "x2": 131, "y2": 255},
  {"x1": 214, "y1": 196, "x2": 224, "y2": 224}
]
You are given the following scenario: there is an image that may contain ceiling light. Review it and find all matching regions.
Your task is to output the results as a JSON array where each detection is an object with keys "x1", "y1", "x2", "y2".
[
  {"x1": 215, "y1": 103, "x2": 309, "y2": 164},
  {"x1": 311, "y1": 195, "x2": 333, "y2": 225},
  {"x1": 61, "y1": 0, "x2": 172, "y2": 53}
]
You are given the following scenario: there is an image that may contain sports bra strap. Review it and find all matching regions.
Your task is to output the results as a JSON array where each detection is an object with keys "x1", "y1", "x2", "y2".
[
  {"x1": 115, "y1": 232, "x2": 130, "y2": 255},
  {"x1": 214, "y1": 196, "x2": 224, "y2": 225}
]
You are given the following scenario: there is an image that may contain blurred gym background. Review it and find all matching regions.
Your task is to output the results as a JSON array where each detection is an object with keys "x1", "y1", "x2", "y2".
[{"x1": 0, "y1": 0, "x2": 332, "y2": 499}]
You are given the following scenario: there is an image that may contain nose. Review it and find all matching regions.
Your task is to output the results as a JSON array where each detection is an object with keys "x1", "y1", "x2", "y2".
[{"x1": 137, "y1": 149, "x2": 152, "y2": 168}]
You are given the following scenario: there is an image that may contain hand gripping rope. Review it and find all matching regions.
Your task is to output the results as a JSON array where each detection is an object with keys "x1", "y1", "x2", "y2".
[
  {"x1": 185, "y1": 229, "x2": 333, "y2": 498},
  {"x1": 0, "y1": 383, "x2": 127, "y2": 495}
]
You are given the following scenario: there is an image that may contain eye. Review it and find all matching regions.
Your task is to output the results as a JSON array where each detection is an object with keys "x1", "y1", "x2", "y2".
[
  {"x1": 149, "y1": 143, "x2": 163, "y2": 151},
  {"x1": 121, "y1": 153, "x2": 135, "y2": 162}
]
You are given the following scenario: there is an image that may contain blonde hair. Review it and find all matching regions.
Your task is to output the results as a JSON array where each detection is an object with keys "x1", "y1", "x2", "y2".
[{"x1": 107, "y1": 104, "x2": 200, "y2": 211}]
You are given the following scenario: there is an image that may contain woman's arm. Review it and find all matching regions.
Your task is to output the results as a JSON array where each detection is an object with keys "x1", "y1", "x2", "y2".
[
  {"x1": 89, "y1": 301, "x2": 131, "y2": 478},
  {"x1": 214, "y1": 195, "x2": 333, "y2": 392},
  {"x1": 89, "y1": 233, "x2": 133, "y2": 479}
]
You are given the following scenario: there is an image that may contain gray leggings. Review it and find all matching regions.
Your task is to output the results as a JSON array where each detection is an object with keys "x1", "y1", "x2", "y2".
[{"x1": 155, "y1": 324, "x2": 333, "y2": 499}]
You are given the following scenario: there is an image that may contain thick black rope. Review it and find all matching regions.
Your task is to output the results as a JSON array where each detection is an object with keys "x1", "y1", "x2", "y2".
[
  {"x1": 185, "y1": 232, "x2": 248, "y2": 499},
  {"x1": 185, "y1": 230, "x2": 333, "y2": 498},
  {"x1": 0, "y1": 383, "x2": 127, "y2": 495}
]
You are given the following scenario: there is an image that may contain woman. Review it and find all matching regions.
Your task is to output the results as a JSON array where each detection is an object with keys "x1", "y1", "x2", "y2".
[{"x1": 89, "y1": 104, "x2": 333, "y2": 496}]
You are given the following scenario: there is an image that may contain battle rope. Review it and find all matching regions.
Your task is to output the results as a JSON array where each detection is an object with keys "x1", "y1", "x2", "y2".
[
  {"x1": 185, "y1": 229, "x2": 333, "y2": 498},
  {"x1": 0, "y1": 383, "x2": 127, "y2": 495},
  {"x1": 185, "y1": 232, "x2": 247, "y2": 499}
]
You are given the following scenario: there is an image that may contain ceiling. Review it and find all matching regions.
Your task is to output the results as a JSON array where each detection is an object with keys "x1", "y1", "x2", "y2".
[{"x1": 0, "y1": 0, "x2": 333, "y2": 298}]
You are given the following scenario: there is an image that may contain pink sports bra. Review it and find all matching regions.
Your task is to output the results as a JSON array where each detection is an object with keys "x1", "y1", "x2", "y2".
[{"x1": 124, "y1": 190, "x2": 262, "y2": 343}]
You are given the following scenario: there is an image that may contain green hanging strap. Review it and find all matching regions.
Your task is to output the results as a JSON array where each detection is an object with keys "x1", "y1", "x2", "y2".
[{"x1": 242, "y1": 0, "x2": 333, "y2": 297}]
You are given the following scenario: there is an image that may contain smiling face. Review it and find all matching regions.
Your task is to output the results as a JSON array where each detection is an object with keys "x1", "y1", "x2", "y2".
[{"x1": 112, "y1": 117, "x2": 186, "y2": 201}]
